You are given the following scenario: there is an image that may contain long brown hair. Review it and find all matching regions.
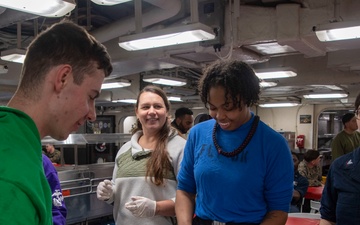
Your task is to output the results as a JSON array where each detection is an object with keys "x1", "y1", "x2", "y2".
[{"x1": 133, "y1": 85, "x2": 172, "y2": 186}]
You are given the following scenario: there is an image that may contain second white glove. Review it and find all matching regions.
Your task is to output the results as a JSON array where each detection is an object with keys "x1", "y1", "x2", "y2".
[
  {"x1": 125, "y1": 196, "x2": 156, "y2": 218},
  {"x1": 96, "y1": 179, "x2": 114, "y2": 202}
]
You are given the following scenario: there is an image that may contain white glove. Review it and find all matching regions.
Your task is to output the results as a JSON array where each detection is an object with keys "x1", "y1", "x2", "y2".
[
  {"x1": 96, "y1": 179, "x2": 113, "y2": 202},
  {"x1": 125, "y1": 196, "x2": 156, "y2": 218}
]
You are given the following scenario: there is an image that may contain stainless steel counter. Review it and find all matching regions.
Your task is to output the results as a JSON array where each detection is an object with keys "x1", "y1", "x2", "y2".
[
  {"x1": 57, "y1": 163, "x2": 115, "y2": 224},
  {"x1": 41, "y1": 133, "x2": 131, "y2": 224}
]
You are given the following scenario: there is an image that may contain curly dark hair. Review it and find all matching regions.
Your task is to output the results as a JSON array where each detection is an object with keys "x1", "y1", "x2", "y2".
[{"x1": 198, "y1": 60, "x2": 260, "y2": 110}]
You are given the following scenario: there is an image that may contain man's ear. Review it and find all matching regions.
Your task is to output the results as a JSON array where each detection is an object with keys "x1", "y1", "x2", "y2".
[{"x1": 54, "y1": 65, "x2": 72, "y2": 92}]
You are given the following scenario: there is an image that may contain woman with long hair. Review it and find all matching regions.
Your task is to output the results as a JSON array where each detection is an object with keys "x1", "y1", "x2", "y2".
[{"x1": 97, "y1": 85, "x2": 186, "y2": 225}]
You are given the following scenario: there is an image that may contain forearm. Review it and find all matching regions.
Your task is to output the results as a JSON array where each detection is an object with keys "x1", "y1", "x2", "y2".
[
  {"x1": 175, "y1": 190, "x2": 196, "y2": 225},
  {"x1": 320, "y1": 219, "x2": 335, "y2": 225},
  {"x1": 260, "y1": 210, "x2": 287, "y2": 225},
  {"x1": 155, "y1": 199, "x2": 176, "y2": 217}
]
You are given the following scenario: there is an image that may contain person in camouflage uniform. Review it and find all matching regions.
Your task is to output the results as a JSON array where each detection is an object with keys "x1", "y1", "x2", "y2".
[
  {"x1": 298, "y1": 149, "x2": 323, "y2": 186},
  {"x1": 45, "y1": 144, "x2": 61, "y2": 164}
]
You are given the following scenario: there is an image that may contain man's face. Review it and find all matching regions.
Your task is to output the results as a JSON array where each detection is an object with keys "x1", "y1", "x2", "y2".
[
  {"x1": 177, "y1": 114, "x2": 194, "y2": 134},
  {"x1": 346, "y1": 116, "x2": 358, "y2": 132},
  {"x1": 45, "y1": 144, "x2": 55, "y2": 154},
  {"x1": 49, "y1": 66, "x2": 105, "y2": 140}
]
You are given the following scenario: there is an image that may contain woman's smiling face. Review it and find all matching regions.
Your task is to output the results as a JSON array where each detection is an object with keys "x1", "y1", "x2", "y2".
[
  {"x1": 135, "y1": 91, "x2": 168, "y2": 134},
  {"x1": 208, "y1": 85, "x2": 251, "y2": 131}
]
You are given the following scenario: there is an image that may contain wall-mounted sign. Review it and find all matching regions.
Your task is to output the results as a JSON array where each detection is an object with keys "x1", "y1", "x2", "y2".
[{"x1": 300, "y1": 115, "x2": 312, "y2": 124}]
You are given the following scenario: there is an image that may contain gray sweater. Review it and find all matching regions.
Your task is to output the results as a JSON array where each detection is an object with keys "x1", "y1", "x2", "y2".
[{"x1": 108, "y1": 129, "x2": 186, "y2": 225}]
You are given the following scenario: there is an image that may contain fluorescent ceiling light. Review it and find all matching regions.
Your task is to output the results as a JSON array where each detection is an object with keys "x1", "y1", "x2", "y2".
[
  {"x1": 303, "y1": 93, "x2": 348, "y2": 99},
  {"x1": 112, "y1": 99, "x2": 137, "y2": 104},
  {"x1": 101, "y1": 80, "x2": 131, "y2": 89},
  {"x1": 315, "y1": 21, "x2": 360, "y2": 42},
  {"x1": 143, "y1": 75, "x2": 187, "y2": 86},
  {"x1": 244, "y1": 42, "x2": 296, "y2": 55},
  {"x1": 191, "y1": 106, "x2": 205, "y2": 110},
  {"x1": 1, "y1": 48, "x2": 26, "y2": 63},
  {"x1": 0, "y1": 0, "x2": 76, "y2": 17},
  {"x1": 259, "y1": 102, "x2": 299, "y2": 108},
  {"x1": 260, "y1": 81, "x2": 277, "y2": 88},
  {"x1": 255, "y1": 67, "x2": 297, "y2": 79},
  {"x1": 119, "y1": 23, "x2": 215, "y2": 51},
  {"x1": 168, "y1": 96, "x2": 182, "y2": 102},
  {"x1": 91, "y1": 0, "x2": 131, "y2": 5},
  {"x1": 309, "y1": 85, "x2": 343, "y2": 90},
  {"x1": 340, "y1": 98, "x2": 348, "y2": 103}
]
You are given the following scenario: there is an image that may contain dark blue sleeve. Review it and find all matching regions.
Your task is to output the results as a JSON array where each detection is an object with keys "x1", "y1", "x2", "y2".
[
  {"x1": 295, "y1": 174, "x2": 309, "y2": 198},
  {"x1": 320, "y1": 164, "x2": 337, "y2": 223},
  {"x1": 42, "y1": 155, "x2": 67, "y2": 225}
]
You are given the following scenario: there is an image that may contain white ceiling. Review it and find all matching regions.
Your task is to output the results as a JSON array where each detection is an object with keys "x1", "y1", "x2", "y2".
[{"x1": 1, "y1": 0, "x2": 360, "y2": 111}]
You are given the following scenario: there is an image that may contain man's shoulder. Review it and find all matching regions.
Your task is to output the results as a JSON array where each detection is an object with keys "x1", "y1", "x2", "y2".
[
  {"x1": 334, "y1": 130, "x2": 346, "y2": 138},
  {"x1": 332, "y1": 148, "x2": 359, "y2": 167}
]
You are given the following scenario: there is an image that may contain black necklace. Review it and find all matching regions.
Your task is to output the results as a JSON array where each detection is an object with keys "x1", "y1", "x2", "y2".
[{"x1": 212, "y1": 115, "x2": 260, "y2": 157}]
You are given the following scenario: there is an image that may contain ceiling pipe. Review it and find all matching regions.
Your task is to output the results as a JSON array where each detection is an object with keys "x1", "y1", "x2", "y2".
[
  {"x1": 90, "y1": 0, "x2": 182, "y2": 43},
  {"x1": 134, "y1": 0, "x2": 142, "y2": 34}
]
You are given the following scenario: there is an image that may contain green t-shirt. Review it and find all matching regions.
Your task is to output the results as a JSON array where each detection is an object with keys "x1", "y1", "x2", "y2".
[
  {"x1": 331, "y1": 130, "x2": 360, "y2": 161},
  {"x1": 0, "y1": 106, "x2": 52, "y2": 224}
]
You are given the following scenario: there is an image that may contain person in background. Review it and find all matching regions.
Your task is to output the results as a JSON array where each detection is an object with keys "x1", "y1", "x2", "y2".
[
  {"x1": 96, "y1": 85, "x2": 186, "y2": 225},
  {"x1": 42, "y1": 154, "x2": 67, "y2": 225},
  {"x1": 290, "y1": 152, "x2": 309, "y2": 213},
  {"x1": 331, "y1": 112, "x2": 360, "y2": 161},
  {"x1": 175, "y1": 60, "x2": 293, "y2": 225},
  {"x1": 193, "y1": 113, "x2": 212, "y2": 125},
  {"x1": 171, "y1": 107, "x2": 194, "y2": 138},
  {"x1": 0, "y1": 20, "x2": 112, "y2": 224},
  {"x1": 298, "y1": 150, "x2": 323, "y2": 187},
  {"x1": 45, "y1": 144, "x2": 61, "y2": 164},
  {"x1": 320, "y1": 92, "x2": 360, "y2": 225}
]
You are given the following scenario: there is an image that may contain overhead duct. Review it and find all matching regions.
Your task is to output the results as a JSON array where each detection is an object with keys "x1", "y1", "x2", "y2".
[
  {"x1": 237, "y1": 4, "x2": 330, "y2": 59},
  {"x1": 91, "y1": 0, "x2": 182, "y2": 43},
  {"x1": 276, "y1": 4, "x2": 325, "y2": 57}
]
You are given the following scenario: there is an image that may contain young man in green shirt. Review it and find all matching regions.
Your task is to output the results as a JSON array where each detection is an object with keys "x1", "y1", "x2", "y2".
[{"x1": 0, "y1": 20, "x2": 112, "y2": 224}]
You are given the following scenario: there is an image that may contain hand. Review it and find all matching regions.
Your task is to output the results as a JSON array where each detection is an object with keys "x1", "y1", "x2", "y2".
[
  {"x1": 125, "y1": 196, "x2": 156, "y2": 218},
  {"x1": 96, "y1": 179, "x2": 113, "y2": 201}
]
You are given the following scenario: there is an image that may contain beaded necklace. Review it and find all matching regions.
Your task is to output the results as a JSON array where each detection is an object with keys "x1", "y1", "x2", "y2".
[{"x1": 212, "y1": 115, "x2": 260, "y2": 157}]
